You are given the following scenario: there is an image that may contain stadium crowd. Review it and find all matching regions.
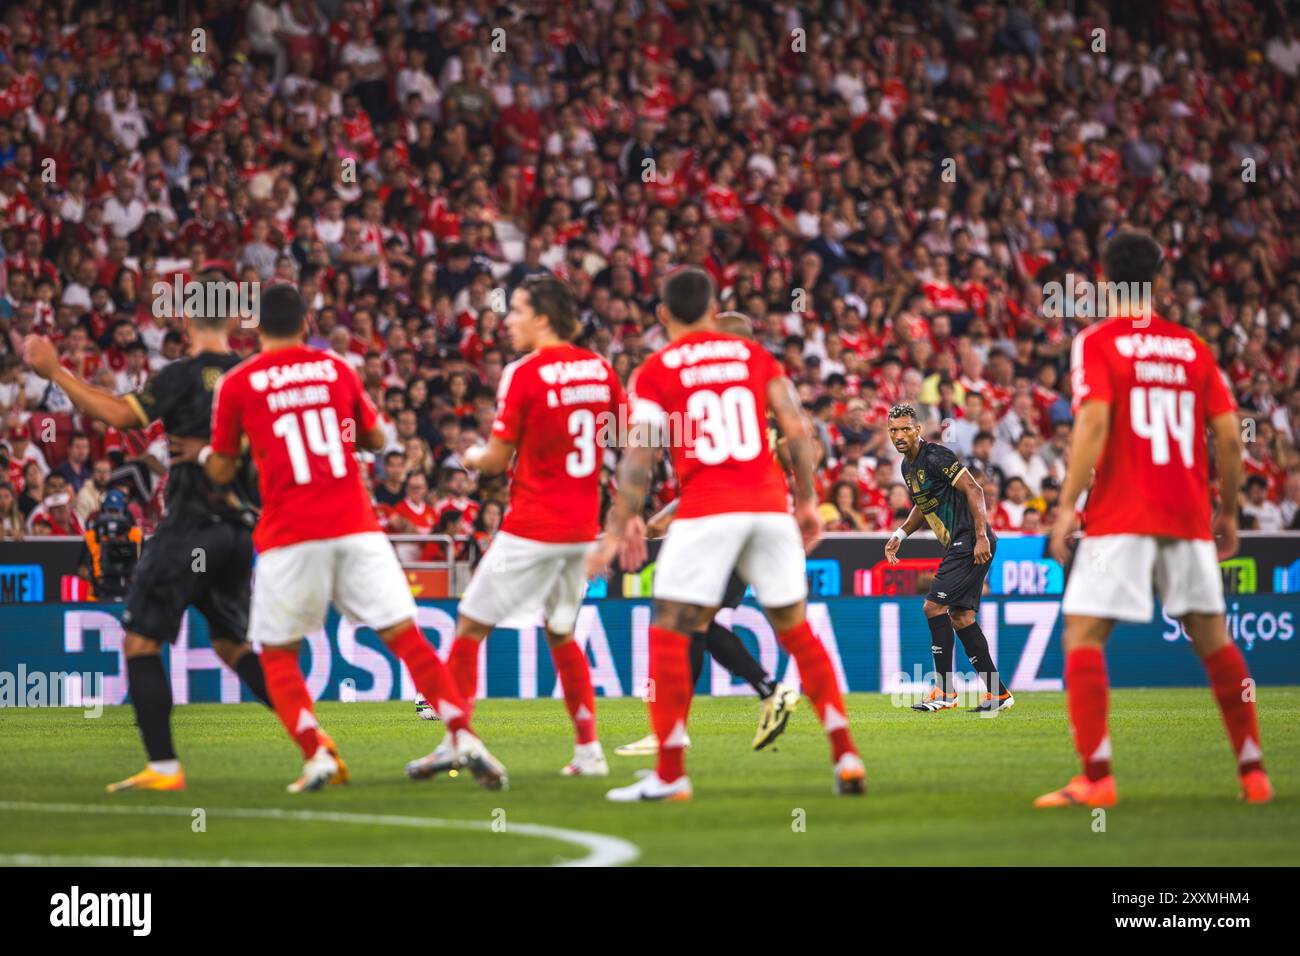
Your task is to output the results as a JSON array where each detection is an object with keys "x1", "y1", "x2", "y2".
[{"x1": 1, "y1": 0, "x2": 1300, "y2": 554}]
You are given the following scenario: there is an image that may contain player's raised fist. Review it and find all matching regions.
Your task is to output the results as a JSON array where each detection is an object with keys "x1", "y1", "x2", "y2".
[{"x1": 22, "y1": 334, "x2": 59, "y2": 378}]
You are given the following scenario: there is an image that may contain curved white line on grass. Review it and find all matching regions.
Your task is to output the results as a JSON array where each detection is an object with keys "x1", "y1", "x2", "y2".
[{"x1": 0, "y1": 801, "x2": 639, "y2": 868}]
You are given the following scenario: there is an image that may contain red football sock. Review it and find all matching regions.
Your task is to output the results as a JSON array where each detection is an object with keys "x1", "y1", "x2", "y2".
[
  {"x1": 389, "y1": 623, "x2": 470, "y2": 734},
  {"x1": 648, "y1": 626, "x2": 693, "y2": 783},
  {"x1": 260, "y1": 646, "x2": 321, "y2": 759},
  {"x1": 1203, "y1": 644, "x2": 1264, "y2": 776},
  {"x1": 551, "y1": 638, "x2": 597, "y2": 744},
  {"x1": 447, "y1": 636, "x2": 481, "y2": 716},
  {"x1": 1065, "y1": 646, "x2": 1111, "y2": 781},
  {"x1": 777, "y1": 620, "x2": 856, "y2": 762}
]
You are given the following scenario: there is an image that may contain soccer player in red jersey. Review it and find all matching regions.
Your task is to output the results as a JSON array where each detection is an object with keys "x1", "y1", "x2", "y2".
[
  {"x1": 407, "y1": 275, "x2": 625, "y2": 780},
  {"x1": 1042, "y1": 231, "x2": 1272, "y2": 807},
  {"x1": 590, "y1": 267, "x2": 865, "y2": 801},
  {"x1": 203, "y1": 286, "x2": 506, "y2": 793}
]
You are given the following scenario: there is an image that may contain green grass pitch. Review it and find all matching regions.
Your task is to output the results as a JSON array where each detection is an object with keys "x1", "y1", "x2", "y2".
[{"x1": 1, "y1": 689, "x2": 1297, "y2": 866}]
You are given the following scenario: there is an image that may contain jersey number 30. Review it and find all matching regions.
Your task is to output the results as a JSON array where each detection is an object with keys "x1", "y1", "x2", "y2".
[{"x1": 688, "y1": 386, "x2": 762, "y2": 465}]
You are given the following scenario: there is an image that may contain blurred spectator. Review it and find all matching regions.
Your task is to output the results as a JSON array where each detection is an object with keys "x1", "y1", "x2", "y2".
[{"x1": 1242, "y1": 475, "x2": 1284, "y2": 532}]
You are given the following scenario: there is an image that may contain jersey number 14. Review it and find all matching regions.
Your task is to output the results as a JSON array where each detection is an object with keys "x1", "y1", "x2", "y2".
[{"x1": 273, "y1": 408, "x2": 348, "y2": 484}]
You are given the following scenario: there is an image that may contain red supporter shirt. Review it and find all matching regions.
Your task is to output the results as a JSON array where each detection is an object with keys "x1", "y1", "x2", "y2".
[
  {"x1": 211, "y1": 345, "x2": 381, "y2": 553},
  {"x1": 492, "y1": 343, "x2": 626, "y2": 543},
  {"x1": 1070, "y1": 315, "x2": 1235, "y2": 540},
  {"x1": 630, "y1": 331, "x2": 789, "y2": 519}
]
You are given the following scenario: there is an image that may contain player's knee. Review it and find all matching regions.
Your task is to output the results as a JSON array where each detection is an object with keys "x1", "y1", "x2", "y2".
[
  {"x1": 544, "y1": 629, "x2": 573, "y2": 649},
  {"x1": 208, "y1": 636, "x2": 246, "y2": 666},
  {"x1": 1180, "y1": 612, "x2": 1230, "y2": 659},
  {"x1": 923, "y1": 600, "x2": 948, "y2": 618},
  {"x1": 376, "y1": 619, "x2": 415, "y2": 644},
  {"x1": 1061, "y1": 615, "x2": 1112, "y2": 652},
  {"x1": 652, "y1": 599, "x2": 710, "y2": 635},
  {"x1": 763, "y1": 601, "x2": 804, "y2": 633},
  {"x1": 455, "y1": 614, "x2": 491, "y2": 640},
  {"x1": 123, "y1": 631, "x2": 163, "y2": 659},
  {"x1": 950, "y1": 609, "x2": 976, "y2": 630}
]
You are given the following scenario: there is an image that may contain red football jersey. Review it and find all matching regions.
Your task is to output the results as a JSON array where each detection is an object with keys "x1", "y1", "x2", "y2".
[
  {"x1": 211, "y1": 345, "x2": 381, "y2": 552},
  {"x1": 492, "y1": 343, "x2": 626, "y2": 543},
  {"x1": 630, "y1": 330, "x2": 789, "y2": 519},
  {"x1": 1070, "y1": 315, "x2": 1236, "y2": 540}
]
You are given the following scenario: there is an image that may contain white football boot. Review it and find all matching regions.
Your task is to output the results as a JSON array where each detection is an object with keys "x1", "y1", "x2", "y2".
[
  {"x1": 287, "y1": 746, "x2": 340, "y2": 794},
  {"x1": 561, "y1": 741, "x2": 609, "y2": 776},
  {"x1": 606, "y1": 769, "x2": 693, "y2": 802},
  {"x1": 452, "y1": 729, "x2": 509, "y2": 791},
  {"x1": 405, "y1": 731, "x2": 460, "y2": 780},
  {"x1": 613, "y1": 732, "x2": 691, "y2": 757}
]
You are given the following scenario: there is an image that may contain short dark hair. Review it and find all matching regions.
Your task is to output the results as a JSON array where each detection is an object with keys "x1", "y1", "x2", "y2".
[
  {"x1": 662, "y1": 267, "x2": 714, "y2": 324},
  {"x1": 259, "y1": 284, "x2": 307, "y2": 338},
  {"x1": 887, "y1": 403, "x2": 918, "y2": 423},
  {"x1": 521, "y1": 274, "x2": 578, "y2": 340},
  {"x1": 1102, "y1": 230, "x2": 1163, "y2": 285}
]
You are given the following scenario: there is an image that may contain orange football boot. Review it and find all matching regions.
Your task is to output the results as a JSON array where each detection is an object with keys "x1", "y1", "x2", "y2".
[
  {"x1": 106, "y1": 766, "x2": 187, "y2": 793},
  {"x1": 1034, "y1": 774, "x2": 1117, "y2": 808},
  {"x1": 1240, "y1": 769, "x2": 1274, "y2": 804}
]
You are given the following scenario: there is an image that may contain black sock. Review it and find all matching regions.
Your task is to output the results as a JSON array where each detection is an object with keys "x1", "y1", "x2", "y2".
[
  {"x1": 705, "y1": 622, "x2": 775, "y2": 698},
  {"x1": 955, "y1": 622, "x2": 1008, "y2": 696},
  {"x1": 927, "y1": 614, "x2": 956, "y2": 694},
  {"x1": 234, "y1": 650, "x2": 271, "y2": 707},
  {"x1": 689, "y1": 631, "x2": 707, "y2": 687},
  {"x1": 126, "y1": 654, "x2": 175, "y2": 762}
]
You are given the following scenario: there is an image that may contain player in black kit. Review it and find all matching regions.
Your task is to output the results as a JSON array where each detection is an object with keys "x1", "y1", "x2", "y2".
[
  {"x1": 23, "y1": 290, "x2": 289, "y2": 791},
  {"x1": 883, "y1": 403, "x2": 1014, "y2": 713}
]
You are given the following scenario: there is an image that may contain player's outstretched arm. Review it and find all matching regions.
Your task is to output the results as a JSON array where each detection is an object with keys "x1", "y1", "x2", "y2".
[
  {"x1": 767, "y1": 375, "x2": 821, "y2": 552},
  {"x1": 886, "y1": 505, "x2": 925, "y2": 564},
  {"x1": 586, "y1": 437, "x2": 657, "y2": 578},
  {"x1": 1209, "y1": 410, "x2": 1243, "y2": 560},
  {"x1": 956, "y1": 469, "x2": 993, "y2": 563},
  {"x1": 1049, "y1": 398, "x2": 1110, "y2": 565},
  {"x1": 22, "y1": 335, "x2": 145, "y2": 430},
  {"x1": 203, "y1": 451, "x2": 240, "y2": 486},
  {"x1": 462, "y1": 437, "x2": 516, "y2": 476}
]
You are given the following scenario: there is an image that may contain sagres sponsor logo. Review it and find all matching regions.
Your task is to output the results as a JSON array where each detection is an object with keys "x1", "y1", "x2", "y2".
[
  {"x1": 249, "y1": 358, "x2": 340, "y2": 392},
  {"x1": 1042, "y1": 274, "x2": 1152, "y2": 323},
  {"x1": 0, "y1": 666, "x2": 103, "y2": 717},
  {"x1": 152, "y1": 275, "x2": 261, "y2": 327},
  {"x1": 50, "y1": 886, "x2": 151, "y2": 936}
]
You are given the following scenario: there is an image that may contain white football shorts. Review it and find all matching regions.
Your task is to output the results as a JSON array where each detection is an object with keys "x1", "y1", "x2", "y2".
[
  {"x1": 1061, "y1": 533, "x2": 1225, "y2": 623},
  {"x1": 653, "y1": 511, "x2": 808, "y2": 609},
  {"x1": 250, "y1": 531, "x2": 417, "y2": 647},
  {"x1": 458, "y1": 531, "x2": 594, "y2": 635}
]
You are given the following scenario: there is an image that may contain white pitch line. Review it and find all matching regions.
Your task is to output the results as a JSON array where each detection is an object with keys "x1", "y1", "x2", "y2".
[{"x1": 0, "y1": 801, "x2": 640, "y2": 868}]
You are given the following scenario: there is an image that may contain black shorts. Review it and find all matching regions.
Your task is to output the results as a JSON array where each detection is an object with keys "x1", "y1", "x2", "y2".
[
  {"x1": 121, "y1": 518, "x2": 254, "y2": 644},
  {"x1": 927, "y1": 538, "x2": 996, "y2": 611},
  {"x1": 720, "y1": 572, "x2": 748, "y2": 610}
]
